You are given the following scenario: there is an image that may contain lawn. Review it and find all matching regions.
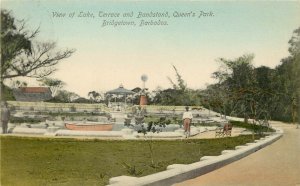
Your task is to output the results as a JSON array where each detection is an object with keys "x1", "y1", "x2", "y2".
[
  {"x1": 1, "y1": 135, "x2": 260, "y2": 186},
  {"x1": 230, "y1": 120, "x2": 275, "y2": 132}
]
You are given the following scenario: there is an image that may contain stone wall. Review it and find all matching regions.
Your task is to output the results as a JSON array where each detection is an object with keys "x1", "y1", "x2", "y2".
[{"x1": 7, "y1": 101, "x2": 109, "y2": 112}]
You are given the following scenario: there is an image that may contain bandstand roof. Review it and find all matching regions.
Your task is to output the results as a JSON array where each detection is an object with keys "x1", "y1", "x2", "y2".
[{"x1": 106, "y1": 84, "x2": 134, "y2": 95}]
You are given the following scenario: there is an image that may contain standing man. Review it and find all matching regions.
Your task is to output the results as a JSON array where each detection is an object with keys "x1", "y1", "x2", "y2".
[
  {"x1": 182, "y1": 106, "x2": 193, "y2": 138},
  {"x1": 1, "y1": 101, "x2": 10, "y2": 134}
]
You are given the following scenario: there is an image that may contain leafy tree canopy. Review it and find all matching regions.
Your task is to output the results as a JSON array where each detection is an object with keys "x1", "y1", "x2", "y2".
[
  {"x1": 1, "y1": 10, "x2": 75, "y2": 83},
  {"x1": 38, "y1": 77, "x2": 65, "y2": 97}
]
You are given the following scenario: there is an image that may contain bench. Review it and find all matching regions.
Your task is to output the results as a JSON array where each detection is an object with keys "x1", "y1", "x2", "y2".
[
  {"x1": 258, "y1": 119, "x2": 269, "y2": 127},
  {"x1": 215, "y1": 123, "x2": 232, "y2": 137}
]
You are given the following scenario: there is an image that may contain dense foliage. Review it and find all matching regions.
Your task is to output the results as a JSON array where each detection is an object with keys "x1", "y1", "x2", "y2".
[
  {"x1": 202, "y1": 27, "x2": 300, "y2": 122},
  {"x1": 150, "y1": 27, "x2": 299, "y2": 123}
]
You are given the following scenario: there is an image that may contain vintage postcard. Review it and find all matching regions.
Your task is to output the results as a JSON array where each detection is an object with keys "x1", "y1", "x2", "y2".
[{"x1": 1, "y1": 0, "x2": 300, "y2": 185}]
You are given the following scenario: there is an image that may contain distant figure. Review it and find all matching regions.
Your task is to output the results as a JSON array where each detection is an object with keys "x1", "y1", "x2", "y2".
[
  {"x1": 182, "y1": 106, "x2": 193, "y2": 138},
  {"x1": 135, "y1": 106, "x2": 144, "y2": 125},
  {"x1": 136, "y1": 106, "x2": 143, "y2": 117},
  {"x1": 1, "y1": 101, "x2": 11, "y2": 134}
]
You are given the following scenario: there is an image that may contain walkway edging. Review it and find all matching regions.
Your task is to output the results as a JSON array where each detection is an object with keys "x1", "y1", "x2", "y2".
[{"x1": 108, "y1": 127, "x2": 283, "y2": 186}]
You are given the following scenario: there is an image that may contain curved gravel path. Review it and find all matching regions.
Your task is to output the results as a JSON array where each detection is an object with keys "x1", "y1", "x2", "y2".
[{"x1": 175, "y1": 121, "x2": 300, "y2": 186}]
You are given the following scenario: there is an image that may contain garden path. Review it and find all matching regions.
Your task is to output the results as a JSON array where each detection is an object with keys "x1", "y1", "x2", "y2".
[{"x1": 174, "y1": 121, "x2": 300, "y2": 186}]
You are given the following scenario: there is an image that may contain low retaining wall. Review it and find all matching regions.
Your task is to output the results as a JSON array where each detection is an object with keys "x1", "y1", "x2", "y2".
[
  {"x1": 108, "y1": 128, "x2": 283, "y2": 186},
  {"x1": 7, "y1": 101, "x2": 108, "y2": 112},
  {"x1": 9, "y1": 126, "x2": 201, "y2": 139},
  {"x1": 12, "y1": 127, "x2": 47, "y2": 135}
]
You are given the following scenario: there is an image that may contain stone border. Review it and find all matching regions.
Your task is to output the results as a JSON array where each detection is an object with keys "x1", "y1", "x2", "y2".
[
  {"x1": 9, "y1": 126, "x2": 203, "y2": 139},
  {"x1": 108, "y1": 127, "x2": 283, "y2": 186}
]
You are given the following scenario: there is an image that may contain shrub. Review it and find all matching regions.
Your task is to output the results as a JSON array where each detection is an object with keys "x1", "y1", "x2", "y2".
[
  {"x1": 10, "y1": 117, "x2": 43, "y2": 124},
  {"x1": 69, "y1": 106, "x2": 76, "y2": 112},
  {"x1": 230, "y1": 120, "x2": 275, "y2": 133}
]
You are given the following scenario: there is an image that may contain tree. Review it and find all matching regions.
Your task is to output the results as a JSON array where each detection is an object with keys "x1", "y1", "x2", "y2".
[
  {"x1": 267, "y1": 59, "x2": 295, "y2": 121},
  {"x1": 167, "y1": 65, "x2": 187, "y2": 91},
  {"x1": 1, "y1": 10, "x2": 75, "y2": 83},
  {"x1": 289, "y1": 27, "x2": 300, "y2": 127},
  {"x1": 211, "y1": 54, "x2": 259, "y2": 122},
  {"x1": 210, "y1": 54, "x2": 280, "y2": 123},
  {"x1": 272, "y1": 27, "x2": 300, "y2": 124},
  {"x1": 129, "y1": 87, "x2": 142, "y2": 104},
  {"x1": 10, "y1": 80, "x2": 28, "y2": 88},
  {"x1": 88, "y1": 91, "x2": 102, "y2": 103},
  {"x1": 151, "y1": 65, "x2": 202, "y2": 106},
  {"x1": 54, "y1": 90, "x2": 80, "y2": 103},
  {"x1": 160, "y1": 65, "x2": 188, "y2": 105},
  {"x1": 207, "y1": 27, "x2": 300, "y2": 123},
  {"x1": 202, "y1": 84, "x2": 230, "y2": 118},
  {"x1": 73, "y1": 97, "x2": 91, "y2": 103},
  {"x1": 38, "y1": 77, "x2": 65, "y2": 97}
]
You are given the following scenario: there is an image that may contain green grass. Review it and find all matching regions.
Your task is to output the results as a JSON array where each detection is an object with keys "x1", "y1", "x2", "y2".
[
  {"x1": 230, "y1": 120, "x2": 275, "y2": 132},
  {"x1": 0, "y1": 135, "x2": 261, "y2": 186}
]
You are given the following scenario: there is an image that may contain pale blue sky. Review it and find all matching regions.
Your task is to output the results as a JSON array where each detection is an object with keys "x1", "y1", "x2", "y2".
[{"x1": 2, "y1": 0, "x2": 300, "y2": 97}]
